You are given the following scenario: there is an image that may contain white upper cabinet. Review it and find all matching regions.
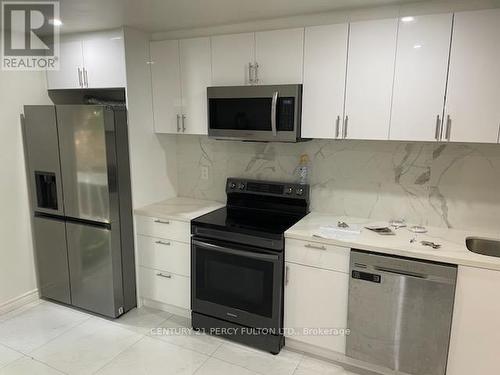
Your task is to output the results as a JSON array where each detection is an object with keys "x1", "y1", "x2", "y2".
[
  {"x1": 179, "y1": 37, "x2": 212, "y2": 135},
  {"x1": 46, "y1": 39, "x2": 84, "y2": 90},
  {"x1": 82, "y1": 30, "x2": 126, "y2": 89},
  {"x1": 301, "y1": 24, "x2": 348, "y2": 139},
  {"x1": 150, "y1": 40, "x2": 183, "y2": 134},
  {"x1": 46, "y1": 30, "x2": 126, "y2": 90},
  {"x1": 211, "y1": 33, "x2": 255, "y2": 85},
  {"x1": 255, "y1": 28, "x2": 304, "y2": 84},
  {"x1": 344, "y1": 18, "x2": 398, "y2": 140},
  {"x1": 389, "y1": 14, "x2": 453, "y2": 141},
  {"x1": 443, "y1": 9, "x2": 500, "y2": 143}
]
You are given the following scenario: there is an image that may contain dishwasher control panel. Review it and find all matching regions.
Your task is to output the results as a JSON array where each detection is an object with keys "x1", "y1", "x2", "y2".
[{"x1": 352, "y1": 270, "x2": 381, "y2": 283}]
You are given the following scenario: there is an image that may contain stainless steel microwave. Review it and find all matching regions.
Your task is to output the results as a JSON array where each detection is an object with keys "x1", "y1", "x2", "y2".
[{"x1": 207, "y1": 84, "x2": 303, "y2": 142}]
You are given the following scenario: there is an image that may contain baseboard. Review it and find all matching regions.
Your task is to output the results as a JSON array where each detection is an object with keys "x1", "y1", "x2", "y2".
[
  {"x1": 142, "y1": 298, "x2": 191, "y2": 319},
  {"x1": 0, "y1": 289, "x2": 39, "y2": 316}
]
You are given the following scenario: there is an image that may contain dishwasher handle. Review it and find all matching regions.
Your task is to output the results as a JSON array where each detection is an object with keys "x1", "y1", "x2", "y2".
[
  {"x1": 368, "y1": 265, "x2": 455, "y2": 284},
  {"x1": 374, "y1": 266, "x2": 427, "y2": 279}
]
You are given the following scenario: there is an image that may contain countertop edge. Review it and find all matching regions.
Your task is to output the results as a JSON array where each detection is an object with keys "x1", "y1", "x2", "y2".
[
  {"x1": 133, "y1": 198, "x2": 224, "y2": 223},
  {"x1": 285, "y1": 232, "x2": 500, "y2": 271}
]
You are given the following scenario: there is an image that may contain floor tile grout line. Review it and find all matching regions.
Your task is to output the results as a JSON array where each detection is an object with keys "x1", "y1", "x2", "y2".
[
  {"x1": 29, "y1": 356, "x2": 71, "y2": 375},
  {"x1": 209, "y1": 352, "x2": 302, "y2": 375},
  {"x1": 146, "y1": 330, "x2": 221, "y2": 357},
  {"x1": 191, "y1": 355, "x2": 212, "y2": 375},
  {"x1": 90, "y1": 334, "x2": 146, "y2": 375},
  {"x1": 2, "y1": 354, "x2": 70, "y2": 375},
  {"x1": 25, "y1": 315, "x2": 93, "y2": 356},
  {"x1": 0, "y1": 341, "x2": 32, "y2": 359}
]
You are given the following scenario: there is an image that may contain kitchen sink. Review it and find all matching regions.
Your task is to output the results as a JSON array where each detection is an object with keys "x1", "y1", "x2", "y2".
[{"x1": 466, "y1": 237, "x2": 500, "y2": 258}]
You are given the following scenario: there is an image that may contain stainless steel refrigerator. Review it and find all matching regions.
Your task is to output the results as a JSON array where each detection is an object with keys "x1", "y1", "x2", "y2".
[{"x1": 21, "y1": 105, "x2": 136, "y2": 318}]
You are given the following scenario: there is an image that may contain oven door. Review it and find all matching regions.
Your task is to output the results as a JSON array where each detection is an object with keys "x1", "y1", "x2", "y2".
[
  {"x1": 207, "y1": 84, "x2": 302, "y2": 142},
  {"x1": 192, "y1": 237, "x2": 283, "y2": 329}
]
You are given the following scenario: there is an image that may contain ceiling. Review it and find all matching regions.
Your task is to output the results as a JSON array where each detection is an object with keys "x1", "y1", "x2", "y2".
[{"x1": 57, "y1": 0, "x2": 422, "y2": 34}]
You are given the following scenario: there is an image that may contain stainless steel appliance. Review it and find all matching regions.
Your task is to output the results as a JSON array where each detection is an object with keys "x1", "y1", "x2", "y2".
[
  {"x1": 22, "y1": 105, "x2": 136, "y2": 319},
  {"x1": 347, "y1": 250, "x2": 457, "y2": 375},
  {"x1": 207, "y1": 84, "x2": 303, "y2": 142},
  {"x1": 191, "y1": 178, "x2": 309, "y2": 354}
]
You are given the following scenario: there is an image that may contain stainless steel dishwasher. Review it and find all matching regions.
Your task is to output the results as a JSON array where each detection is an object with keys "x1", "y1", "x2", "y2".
[{"x1": 346, "y1": 250, "x2": 457, "y2": 375}]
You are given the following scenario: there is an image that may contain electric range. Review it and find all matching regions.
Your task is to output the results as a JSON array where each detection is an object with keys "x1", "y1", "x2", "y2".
[{"x1": 191, "y1": 178, "x2": 310, "y2": 354}]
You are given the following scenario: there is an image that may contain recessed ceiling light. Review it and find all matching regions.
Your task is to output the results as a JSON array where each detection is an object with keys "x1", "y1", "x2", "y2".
[
  {"x1": 49, "y1": 18, "x2": 63, "y2": 26},
  {"x1": 401, "y1": 16, "x2": 415, "y2": 23},
  {"x1": 413, "y1": 44, "x2": 422, "y2": 49}
]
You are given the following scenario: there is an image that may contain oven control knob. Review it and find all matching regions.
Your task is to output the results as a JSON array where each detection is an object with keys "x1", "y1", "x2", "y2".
[
  {"x1": 285, "y1": 186, "x2": 293, "y2": 195},
  {"x1": 238, "y1": 183, "x2": 245, "y2": 190},
  {"x1": 296, "y1": 187, "x2": 304, "y2": 196},
  {"x1": 229, "y1": 182, "x2": 237, "y2": 189}
]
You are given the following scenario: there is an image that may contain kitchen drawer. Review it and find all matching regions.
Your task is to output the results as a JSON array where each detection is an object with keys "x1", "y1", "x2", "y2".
[
  {"x1": 137, "y1": 234, "x2": 190, "y2": 277},
  {"x1": 139, "y1": 266, "x2": 190, "y2": 310},
  {"x1": 135, "y1": 215, "x2": 190, "y2": 243},
  {"x1": 285, "y1": 238, "x2": 350, "y2": 273}
]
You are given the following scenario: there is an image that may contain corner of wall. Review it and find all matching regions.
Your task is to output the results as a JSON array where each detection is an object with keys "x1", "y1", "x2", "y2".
[{"x1": 123, "y1": 27, "x2": 178, "y2": 208}]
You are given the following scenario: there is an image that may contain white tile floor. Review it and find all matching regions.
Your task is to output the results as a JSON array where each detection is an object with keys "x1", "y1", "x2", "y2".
[{"x1": 0, "y1": 301, "x2": 362, "y2": 375}]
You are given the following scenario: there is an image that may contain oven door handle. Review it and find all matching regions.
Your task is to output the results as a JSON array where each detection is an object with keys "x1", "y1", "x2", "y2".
[
  {"x1": 271, "y1": 91, "x2": 278, "y2": 137},
  {"x1": 193, "y1": 240, "x2": 279, "y2": 261}
]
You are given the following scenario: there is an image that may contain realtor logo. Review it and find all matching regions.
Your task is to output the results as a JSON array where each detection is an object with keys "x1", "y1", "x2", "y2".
[{"x1": 1, "y1": 1, "x2": 60, "y2": 70}]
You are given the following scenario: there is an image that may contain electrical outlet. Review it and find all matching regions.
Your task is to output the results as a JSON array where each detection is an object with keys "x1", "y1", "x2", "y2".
[{"x1": 201, "y1": 166, "x2": 209, "y2": 180}]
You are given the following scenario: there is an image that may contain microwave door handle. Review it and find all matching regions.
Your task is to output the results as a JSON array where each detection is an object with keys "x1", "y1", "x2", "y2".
[
  {"x1": 192, "y1": 239, "x2": 279, "y2": 261},
  {"x1": 271, "y1": 91, "x2": 278, "y2": 137}
]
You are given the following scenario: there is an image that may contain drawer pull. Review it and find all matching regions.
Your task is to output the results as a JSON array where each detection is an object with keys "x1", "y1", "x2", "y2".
[
  {"x1": 156, "y1": 272, "x2": 172, "y2": 279},
  {"x1": 155, "y1": 240, "x2": 171, "y2": 246},
  {"x1": 304, "y1": 243, "x2": 327, "y2": 251},
  {"x1": 154, "y1": 219, "x2": 170, "y2": 224}
]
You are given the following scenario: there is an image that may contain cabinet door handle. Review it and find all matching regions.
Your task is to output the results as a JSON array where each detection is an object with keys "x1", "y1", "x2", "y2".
[
  {"x1": 285, "y1": 265, "x2": 290, "y2": 286},
  {"x1": 77, "y1": 68, "x2": 83, "y2": 87},
  {"x1": 254, "y1": 62, "x2": 259, "y2": 84},
  {"x1": 176, "y1": 114, "x2": 181, "y2": 132},
  {"x1": 154, "y1": 219, "x2": 170, "y2": 224},
  {"x1": 304, "y1": 243, "x2": 327, "y2": 250},
  {"x1": 435, "y1": 115, "x2": 442, "y2": 141},
  {"x1": 83, "y1": 68, "x2": 88, "y2": 87},
  {"x1": 445, "y1": 115, "x2": 452, "y2": 141},
  {"x1": 156, "y1": 272, "x2": 172, "y2": 279},
  {"x1": 155, "y1": 240, "x2": 171, "y2": 246},
  {"x1": 343, "y1": 115, "x2": 349, "y2": 139},
  {"x1": 182, "y1": 114, "x2": 186, "y2": 132},
  {"x1": 335, "y1": 115, "x2": 340, "y2": 139}
]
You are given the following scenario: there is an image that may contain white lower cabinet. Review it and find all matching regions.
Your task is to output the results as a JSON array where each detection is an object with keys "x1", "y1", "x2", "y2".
[
  {"x1": 139, "y1": 266, "x2": 190, "y2": 310},
  {"x1": 135, "y1": 215, "x2": 191, "y2": 311},
  {"x1": 447, "y1": 266, "x2": 500, "y2": 374},
  {"x1": 284, "y1": 239, "x2": 350, "y2": 354}
]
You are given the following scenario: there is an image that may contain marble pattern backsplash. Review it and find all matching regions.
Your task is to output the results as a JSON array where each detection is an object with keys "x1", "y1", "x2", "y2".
[{"x1": 176, "y1": 136, "x2": 500, "y2": 234}]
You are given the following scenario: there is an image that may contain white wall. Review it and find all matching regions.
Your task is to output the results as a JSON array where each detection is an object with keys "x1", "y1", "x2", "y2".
[
  {"x1": 0, "y1": 71, "x2": 50, "y2": 309},
  {"x1": 123, "y1": 27, "x2": 178, "y2": 208}
]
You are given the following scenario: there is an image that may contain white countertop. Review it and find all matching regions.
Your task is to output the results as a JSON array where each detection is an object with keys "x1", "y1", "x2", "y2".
[
  {"x1": 286, "y1": 212, "x2": 500, "y2": 271},
  {"x1": 134, "y1": 197, "x2": 224, "y2": 222}
]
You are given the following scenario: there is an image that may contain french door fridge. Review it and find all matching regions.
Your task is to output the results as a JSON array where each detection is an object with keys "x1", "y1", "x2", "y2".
[{"x1": 22, "y1": 105, "x2": 136, "y2": 318}]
